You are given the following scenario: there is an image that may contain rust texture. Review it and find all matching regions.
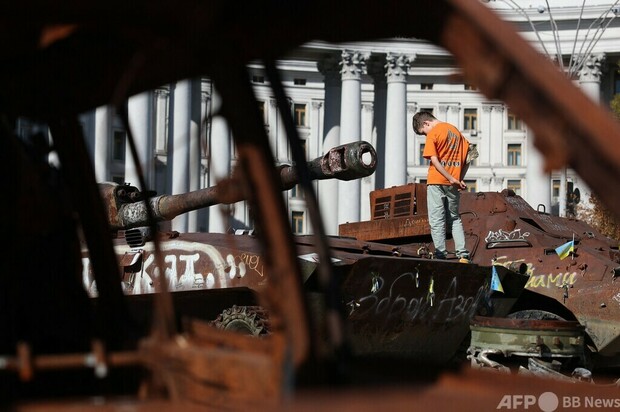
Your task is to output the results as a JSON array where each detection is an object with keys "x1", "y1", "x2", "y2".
[{"x1": 341, "y1": 184, "x2": 620, "y2": 359}]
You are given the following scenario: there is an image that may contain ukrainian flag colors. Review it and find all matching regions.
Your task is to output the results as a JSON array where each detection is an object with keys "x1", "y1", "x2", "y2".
[
  {"x1": 491, "y1": 265, "x2": 504, "y2": 293},
  {"x1": 555, "y1": 240, "x2": 574, "y2": 260}
]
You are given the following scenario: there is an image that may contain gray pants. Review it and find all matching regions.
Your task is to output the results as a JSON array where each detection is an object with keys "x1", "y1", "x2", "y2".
[{"x1": 427, "y1": 184, "x2": 469, "y2": 259}]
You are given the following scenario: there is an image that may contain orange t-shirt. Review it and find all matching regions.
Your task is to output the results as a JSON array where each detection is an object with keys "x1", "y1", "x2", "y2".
[{"x1": 423, "y1": 122, "x2": 469, "y2": 185}]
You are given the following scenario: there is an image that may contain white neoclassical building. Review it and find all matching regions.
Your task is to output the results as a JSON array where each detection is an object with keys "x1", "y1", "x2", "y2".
[{"x1": 36, "y1": 1, "x2": 620, "y2": 236}]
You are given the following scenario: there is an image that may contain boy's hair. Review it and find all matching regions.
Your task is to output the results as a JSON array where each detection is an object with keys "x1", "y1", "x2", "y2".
[{"x1": 412, "y1": 111, "x2": 437, "y2": 132}]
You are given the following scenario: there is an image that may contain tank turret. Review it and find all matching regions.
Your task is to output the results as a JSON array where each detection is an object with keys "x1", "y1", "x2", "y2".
[{"x1": 100, "y1": 141, "x2": 377, "y2": 231}]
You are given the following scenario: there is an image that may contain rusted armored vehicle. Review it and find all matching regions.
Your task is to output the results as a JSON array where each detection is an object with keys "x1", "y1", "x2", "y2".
[
  {"x1": 82, "y1": 142, "x2": 527, "y2": 367},
  {"x1": 340, "y1": 183, "x2": 620, "y2": 379}
]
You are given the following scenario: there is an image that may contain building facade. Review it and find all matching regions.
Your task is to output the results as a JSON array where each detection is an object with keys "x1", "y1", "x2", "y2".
[{"x1": 35, "y1": 2, "x2": 620, "y2": 236}]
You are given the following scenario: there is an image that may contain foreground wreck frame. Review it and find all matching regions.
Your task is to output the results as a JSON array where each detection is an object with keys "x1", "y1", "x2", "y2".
[{"x1": 2, "y1": 0, "x2": 620, "y2": 409}]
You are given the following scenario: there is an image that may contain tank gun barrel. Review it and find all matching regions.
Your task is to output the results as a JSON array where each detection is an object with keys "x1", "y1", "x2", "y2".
[
  {"x1": 104, "y1": 141, "x2": 376, "y2": 230},
  {"x1": 279, "y1": 140, "x2": 377, "y2": 187}
]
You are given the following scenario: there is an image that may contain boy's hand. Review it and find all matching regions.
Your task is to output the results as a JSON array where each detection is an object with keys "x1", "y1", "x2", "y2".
[{"x1": 451, "y1": 179, "x2": 466, "y2": 190}]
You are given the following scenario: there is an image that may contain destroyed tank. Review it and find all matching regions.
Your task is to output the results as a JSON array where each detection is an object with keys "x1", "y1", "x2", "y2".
[
  {"x1": 339, "y1": 183, "x2": 620, "y2": 379},
  {"x1": 85, "y1": 141, "x2": 380, "y2": 335},
  {"x1": 83, "y1": 142, "x2": 528, "y2": 366}
]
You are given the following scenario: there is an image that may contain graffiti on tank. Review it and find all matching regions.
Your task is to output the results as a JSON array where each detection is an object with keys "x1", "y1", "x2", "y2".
[
  {"x1": 354, "y1": 272, "x2": 484, "y2": 325},
  {"x1": 536, "y1": 213, "x2": 570, "y2": 232},
  {"x1": 81, "y1": 240, "x2": 264, "y2": 296},
  {"x1": 402, "y1": 216, "x2": 428, "y2": 228},
  {"x1": 232, "y1": 252, "x2": 264, "y2": 278},
  {"x1": 504, "y1": 196, "x2": 529, "y2": 212},
  {"x1": 493, "y1": 256, "x2": 577, "y2": 289},
  {"x1": 524, "y1": 271, "x2": 577, "y2": 289},
  {"x1": 613, "y1": 293, "x2": 620, "y2": 306},
  {"x1": 485, "y1": 228, "x2": 530, "y2": 248}
]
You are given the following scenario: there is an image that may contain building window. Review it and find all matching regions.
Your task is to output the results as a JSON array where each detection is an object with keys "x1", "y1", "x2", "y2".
[
  {"x1": 294, "y1": 78, "x2": 307, "y2": 86},
  {"x1": 419, "y1": 143, "x2": 429, "y2": 165},
  {"x1": 257, "y1": 101, "x2": 266, "y2": 125},
  {"x1": 507, "y1": 110, "x2": 522, "y2": 130},
  {"x1": 421, "y1": 83, "x2": 434, "y2": 90},
  {"x1": 112, "y1": 130, "x2": 126, "y2": 162},
  {"x1": 464, "y1": 179, "x2": 477, "y2": 192},
  {"x1": 507, "y1": 143, "x2": 522, "y2": 166},
  {"x1": 291, "y1": 140, "x2": 307, "y2": 198},
  {"x1": 252, "y1": 75, "x2": 265, "y2": 83},
  {"x1": 420, "y1": 107, "x2": 434, "y2": 114},
  {"x1": 294, "y1": 103, "x2": 306, "y2": 127},
  {"x1": 463, "y1": 108, "x2": 477, "y2": 131},
  {"x1": 552, "y1": 178, "x2": 560, "y2": 201},
  {"x1": 112, "y1": 175, "x2": 124, "y2": 184},
  {"x1": 507, "y1": 179, "x2": 521, "y2": 195},
  {"x1": 292, "y1": 211, "x2": 304, "y2": 234}
]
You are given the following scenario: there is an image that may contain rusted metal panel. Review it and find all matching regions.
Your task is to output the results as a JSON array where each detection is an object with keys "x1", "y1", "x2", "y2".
[
  {"x1": 339, "y1": 215, "x2": 430, "y2": 242},
  {"x1": 370, "y1": 184, "x2": 427, "y2": 220},
  {"x1": 83, "y1": 234, "x2": 272, "y2": 297},
  {"x1": 340, "y1": 258, "x2": 525, "y2": 364},
  {"x1": 370, "y1": 184, "x2": 416, "y2": 220},
  {"x1": 80, "y1": 229, "x2": 528, "y2": 369},
  {"x1": 338, "y1": 183, "x2": 620, "y2": 360}
]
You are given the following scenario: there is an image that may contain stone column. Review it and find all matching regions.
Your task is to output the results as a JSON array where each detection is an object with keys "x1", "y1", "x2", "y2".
[
  {"x1": 526, "y1": 129, "x2": 551, "y2": 212},
  {"x1": 384, "y1": 53, "x2": 410, "y2": 188},
  {"x1": 578, "y1": 53, "x2": 604, "y2": 103},
  {"x1": 310, "y1": 102, "x2": 323, "y2": 158},
  {"x1": 187, "y1": 78, "x2": 203, "y2": 232},
  {"x1": 480, "y1": 105, "x2": 492, "y2": 166},
  {"x1": 406, "y1": 103, "x2": 418, "y2": 181},
  {"x1": 153, "y1": 87, "x2": 170, "y2": 196},
  {"x1": 208, "y1": 86, "x2": 232, "y2": 234},
  {"x1": 437, "y1": 104, "x2": 449, "y2": 122},
  {"x1": 361, "y1": 103, "x2": 375, "y2": 221},
  {"x1": 94, "y1": 105, "x2": 111, "y2": 182},
  {"x1": 171, "y1": 80, "x2": 191, "y2": 232},
  {"x1": 489, "y1": 105, "x2": 504, "y2": 168},
  {"x1": 439, "y1": 104, "x2": 460, "y2": 127},
  {"x1": 126, "y1": 91, "x2": 152, "y2": 189},
  {"x1": 338, "y1": 50, "x2": 367, "y2": 225},
  {"x1": 276, "y1": 98, "x2": 291, "y2": 164},
  {"x1": 572, "y1": 53, "x2": 605, "y2": 213},
  {"x1": 308, "y1": 100, "x2": 324, "y2": 233},
  {"x1": 198, "y1": 81, "x2": 211, "y2": 232},
  {"x1": 368, "y1": 55, "x2": 387, "y2": 191},
  {"x1": 317, "y1": 54, "x2": 342, "y2": 235},
  {"x1": 154, "y1": 88, "x2": 170, "y2": 154},
  {"x1": 268, "y1": 98, "x2": 279, "y2": 158}
]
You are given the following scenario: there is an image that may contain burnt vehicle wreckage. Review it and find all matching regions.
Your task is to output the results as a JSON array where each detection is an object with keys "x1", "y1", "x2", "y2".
[
  {"x1": 87, "y1": 157, "x2": 527, "y2": 366},
  {"x1": 2, "y1": 0, "x2": 620, "y2": 409},
  {"x1": 340, "y1": 184, "x2": 620, "y2": 381}
]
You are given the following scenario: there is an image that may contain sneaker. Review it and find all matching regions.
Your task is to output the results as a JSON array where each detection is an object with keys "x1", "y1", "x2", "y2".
[{"x1": 458, "y1": 257, "x2": 472, "y2": 264}]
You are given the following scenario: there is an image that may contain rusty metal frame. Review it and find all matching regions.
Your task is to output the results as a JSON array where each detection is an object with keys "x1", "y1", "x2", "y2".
[{"x1": 3, "y1": 0, "x2": 620, "y2": 407}]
